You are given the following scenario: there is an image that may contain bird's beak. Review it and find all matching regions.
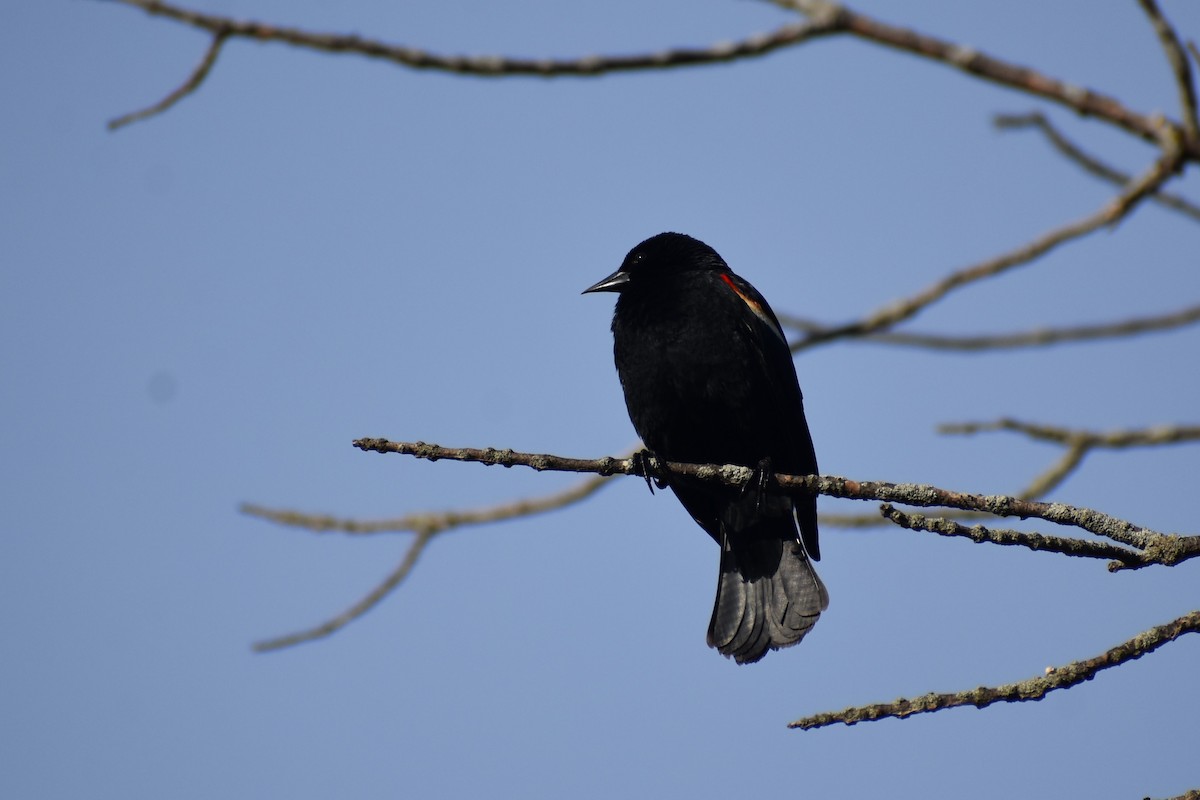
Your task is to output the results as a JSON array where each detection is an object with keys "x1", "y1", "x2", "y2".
[{"x1": 582, "y1": 269, "x2": 630, "y2": 294}]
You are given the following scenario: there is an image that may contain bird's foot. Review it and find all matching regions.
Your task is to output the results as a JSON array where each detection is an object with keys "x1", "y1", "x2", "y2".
[
  {"x1": 742, "y1": 457, "x2": 774, "y2": 512},
  {"x1": 631, "y1": 449, "x2": 670, "y2": 494}
]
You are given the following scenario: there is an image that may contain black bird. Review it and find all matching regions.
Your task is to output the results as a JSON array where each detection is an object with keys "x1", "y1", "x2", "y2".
[{"x1": 584, "y1": 232, "x2": 827, "y2": 664}]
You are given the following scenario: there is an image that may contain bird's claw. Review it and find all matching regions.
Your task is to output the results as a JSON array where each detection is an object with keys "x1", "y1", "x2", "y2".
[
  {"x1": 632, "y1": 449, "x2": 669, "y2": 494},
  {"x1": 742, "y1": 457, "x2": 774, "y2": 512}
]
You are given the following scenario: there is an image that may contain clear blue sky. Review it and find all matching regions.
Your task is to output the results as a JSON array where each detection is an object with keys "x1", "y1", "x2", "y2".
[{"x1": 3, "y1": 1, "x2": 1198, "y2": 798}]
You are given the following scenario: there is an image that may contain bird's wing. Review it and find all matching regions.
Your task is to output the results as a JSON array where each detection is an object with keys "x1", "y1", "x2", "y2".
[{"x1": 718, "y1": 270, "x2": 821, "y2": 560}]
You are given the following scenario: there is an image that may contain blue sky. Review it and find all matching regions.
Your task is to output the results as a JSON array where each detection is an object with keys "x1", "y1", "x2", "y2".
[{"x1": 3, "y1": 1, "x2": 1199, "y2": 798}]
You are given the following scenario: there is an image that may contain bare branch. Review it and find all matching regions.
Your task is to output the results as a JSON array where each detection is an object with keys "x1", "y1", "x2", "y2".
[
  {"x1": 107, "y1": 0, "x2": 1199, "y2": 157},
  {"x1": 247, "y1": 474, "x2": 612, "y2": 651},
  {"x1": 818, "y1": 511, "x2": 894, "y2": 528},
  {"x1": 108, "y1": 31, "x2": 228, "y2": 130},
  {"x1": 106, "y1": 0, "x2": 844, "y2": 125},
  {"x1": 995, "y1": 112, "x2": 1200, "y2": 222},
  {"x1": 788, "y1": 610, "x2": 1200, "y2": 729},
  {"x1": 352, "y1": 438, "x2": 1163, "y2": 549},
  {"x1": 111, "y1": 0, "x2": 836, "y2": 73},
  {"x1": 996, "y1": 111, "x2": 1131, "y2": 182},
  {"x1": 1138, "y1": 0, "x2": 1200, "y2": 144},
  {"x1": 939, "y1": 419, "x2": 1200, "y2": 449},
  {"x1": 1014, "y1": 442, "x2": 1089, "y2": 500},
  {"x1": 790, "y1": 147, "x2": 1186, "y2": 351},
  {"x1": 253, "y1": 530, "x2": 434, "y2": 652},
  {"x1": 768, "y1": 0, "x2": 1196, "y2": 155},
  {"x1": 784, "y1": 301, "x2": 1200, "y2": 351},
  {"x1": 242, "y1": 473, "x2": 611, "y2": 536}
]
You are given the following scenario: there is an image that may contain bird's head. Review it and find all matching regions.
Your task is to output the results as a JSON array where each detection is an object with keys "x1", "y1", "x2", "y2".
[{"x1": 582, "y1": 232, "x2": 728, "y2": 295}]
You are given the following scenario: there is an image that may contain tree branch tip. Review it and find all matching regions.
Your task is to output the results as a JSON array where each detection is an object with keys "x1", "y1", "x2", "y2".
[
  {"x1": 789, "y1": 611, "x2": 1200, "y2": 729},
  {"x1": 992, "y1": 111, "x2": 1041, "y2": 129}
]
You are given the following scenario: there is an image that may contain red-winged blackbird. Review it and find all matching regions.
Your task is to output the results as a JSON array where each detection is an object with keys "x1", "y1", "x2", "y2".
[{"x1": 584, "y1": 232, "x2": 827, "y2": 664}]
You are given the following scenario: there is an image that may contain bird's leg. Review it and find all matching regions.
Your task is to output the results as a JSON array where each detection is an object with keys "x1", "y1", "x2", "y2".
[{"x1": 632, "y1": 449, "x2": 670, "y2": 494}]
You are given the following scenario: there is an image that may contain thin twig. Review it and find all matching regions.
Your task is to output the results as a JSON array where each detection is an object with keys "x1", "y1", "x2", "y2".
[
  {"x1": 996, "y1": 111, "x2": 1130, "y2": 182},
  {"x1": 783, "y1": 301, "x2": 1200, "y2": 351},
  {"x1": 248, "y1": 473, "x2": 613, "y2": 651},
  {"x1": 1016, "y1": 442, "x2": 1089, "y2": 499},
  {"x1": 352, "y1": 437, "x2": 1161, "y2": 549},
  {"x1": 939, "y1": 419, "x2": 1200, "y2": 449},
  {"x1": 108, "y1": 31, "x2": 228, "y2": 130},
  {"x1": 252, "y1": 530, "x2": 435, "y2": 652},
  {"x1": 995, "y1": 113, "x2": 1200, "y2": 222},
  {"x1": 788, "y1": 610, "x2": 1200, "y2": 729},
  {"x1": 790, "y1": 147, "x2": 1186, "y2": 351},
  {"x1": 242, "y1": 473, "x2": 611, "y2": 536},
  {"x1": 818, "y1": 511, "x2": 894, "y2": 528},
  {"x1": 1138, "y1": 0, "x2": 1200, "y2": 144}
]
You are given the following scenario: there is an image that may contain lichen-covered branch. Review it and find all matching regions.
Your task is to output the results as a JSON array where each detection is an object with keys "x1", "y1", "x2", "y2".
[
  {"x1": 789, "y1": 438, "x2": 1087, "y2": 529},
  {"x1": 803, "y1": 420, "x2": 1200, "y2": 530},
  {"x1": 879, "y1": 505, "x2": 1200, "y2": 571},
  {"x1": 1158, "y1": 789, "x2": 1200, "y2": 800},
  {"x1": 352, "y1": 437, "x2": 1166, "y2": 550},
  {"x1": 788, "y1": 610, "x2": 1200, "y2": 729},
  {"x1": 247, "y1": 436, "x2": 1192, "y2": 652}
]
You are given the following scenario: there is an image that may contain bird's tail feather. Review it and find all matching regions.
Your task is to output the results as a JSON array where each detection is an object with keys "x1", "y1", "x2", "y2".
[{"x1": 706, "y1": 532, "x2": 828, "y2": 665}]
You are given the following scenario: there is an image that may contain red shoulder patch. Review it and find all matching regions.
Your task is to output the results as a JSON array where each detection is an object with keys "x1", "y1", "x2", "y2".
[
  {"x1": 719, "y1": 273, "x2": 788, "y2": 345},
  {"x1": 719, "y1": 274, "x2": 764, "y2": 315},
  {"x1": 720, "y1": 273, "x2": 769, "y2": 318}
]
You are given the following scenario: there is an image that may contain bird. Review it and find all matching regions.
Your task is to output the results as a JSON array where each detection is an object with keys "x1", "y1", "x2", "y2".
[{"x1": 584, "y1": 232, "x2": 827, "y2": 664}]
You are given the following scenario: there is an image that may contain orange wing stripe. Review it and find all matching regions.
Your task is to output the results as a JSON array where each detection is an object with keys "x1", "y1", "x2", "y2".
[{"x1": 720, "y1": 273, "x2": 766, "y2": 317}]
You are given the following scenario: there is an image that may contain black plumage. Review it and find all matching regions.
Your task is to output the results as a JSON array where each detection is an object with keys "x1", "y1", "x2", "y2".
[{"x1": 584, "y1": 232, "x2": 827, "y2": 664}]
